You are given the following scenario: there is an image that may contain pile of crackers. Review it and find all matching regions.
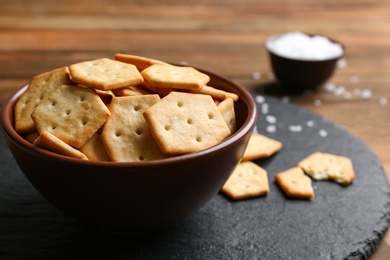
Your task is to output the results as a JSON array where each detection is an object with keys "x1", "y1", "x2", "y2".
[
  {"x1": 221, "y1": 133, "x2": 355, "y2": 200},
  {"x1": 14, "y1": 54, "x2": 239, "y2": 162}
]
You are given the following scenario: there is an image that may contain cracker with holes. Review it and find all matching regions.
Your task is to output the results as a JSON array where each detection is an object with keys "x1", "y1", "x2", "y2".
[
  {"x1": 141, "y1": 64, "x2": 210, "y2": 90},
  {"x1": 34, "y1": 131, "x2": 88, "y2": 160},
  {"x1": 275, "y1": 167, "x2": 314, "y2": 199},
  {"x1": 221, "y1": 161, "x2": 269, "y2": 200},
  {"x1": 143, "y1": 91, "x2": 231, "y2": 155},
  {"x1": 297, "y1": 152, "x2": 355, "y2": 185},
  {"x1": 242, "y1": 133, "x2": 282, "y2": 161},
  {"x1": 14, "y1": 66, "x2": 72, "y2": 134},
  {"x1": 69, "y1": 58, "x2": 144, "y2": 90},
  {"x1": 101, "y1": 95, "x2": 168, "y2": 162},
  {"x1": 31, "y1": 84, "x2": 111, "y2": 148},
  {"x1": 218, "y1": 98, "x2": 237, "y2": 134},
  {"x1": 114, "y1": 53, "x2": 169, "y2": 71}
]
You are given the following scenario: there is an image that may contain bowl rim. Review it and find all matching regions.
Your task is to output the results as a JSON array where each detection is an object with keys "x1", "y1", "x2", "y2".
[
  {"x1": 1, "y1": 66, "x2": 257, "y2": 168},
  {"x1": 264, "y1": 32, "x2": 345, "y2": 62}
]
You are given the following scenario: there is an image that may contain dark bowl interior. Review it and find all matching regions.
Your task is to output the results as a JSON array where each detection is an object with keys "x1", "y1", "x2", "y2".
[
  {"x1": 0, "y1": 66, "x2": 257, "y2": 234},
  {"x1": 265, "y1": 33, "x2": 345, "y2": 90}
]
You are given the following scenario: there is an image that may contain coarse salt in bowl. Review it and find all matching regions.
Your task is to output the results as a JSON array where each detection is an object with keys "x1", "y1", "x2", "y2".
[{"x1": 265, "y1": 31, "x2": 345, "y2": 90}]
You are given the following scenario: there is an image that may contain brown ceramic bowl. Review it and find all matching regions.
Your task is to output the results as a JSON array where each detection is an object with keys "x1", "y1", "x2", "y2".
[
  {"x1": 265, "y1": 33, "x2": 345, "y2": 90},
  {"x1": 0, "y1": 66, "x2": 257, "y2": 234}
]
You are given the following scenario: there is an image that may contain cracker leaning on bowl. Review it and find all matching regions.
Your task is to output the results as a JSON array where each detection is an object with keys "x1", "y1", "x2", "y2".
[{"x1": 13, "y1": 55, "x2": 240, "y2": 162}]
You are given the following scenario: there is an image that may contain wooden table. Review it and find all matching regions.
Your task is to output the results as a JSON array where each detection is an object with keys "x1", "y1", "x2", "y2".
[{"x1": 0, "y1": 0, "x2": 389, "y2": 258}]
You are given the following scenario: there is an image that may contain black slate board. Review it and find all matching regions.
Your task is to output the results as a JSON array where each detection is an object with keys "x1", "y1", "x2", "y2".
[{"x1": 1, "y1": 94, "x2": 390, "y2": 260}]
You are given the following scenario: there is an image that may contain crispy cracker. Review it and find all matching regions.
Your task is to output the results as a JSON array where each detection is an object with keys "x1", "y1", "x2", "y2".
[
  {"x1": 191, "y1": 85, "x2": 239, "y2": 101},
  {"x1": 114, "y1": 53, "x2": 169, "y2": 71},
  {"x1": 242, "y1": 134, "x2": 282, "y2": 161},
  {"x1": 143, "y1": 92, "x2": 231, "y2": 155},
  {"x1": 112, "y1": 85, "x2": 153, "y2": 97},
  {"x1": 275, "y1": 167, "x2": 314, "y2": 199},
  {"x1": 141, "y1": 64, "x2": 209, "y2": 90},
  {"x1": 218, "y1": 98, "x2": 237, "y2": 134},
  {"x1": 101, "y1": 95, "x2": 167, "y2": 162},
  {"x1": 221, "y1": 161, "x2": 269, "y2": 200},
  {"x1": 24, "y1": 132, "x2": 39, "y2": 144},
  {"x1": 31, "y1": 84, "x2": 111, "y2": 149},
  {"x1": 14, "y1": 67, "x2": 72, "y2": 134},
  {"x1": 297, "y1": 152, "x2": 355, "y2": 185},
  {"x1": 34, "y1": 131, "x2": 88, "y2": 160},
  {"x1": 79, "y1": 133, "x2": 110, "y2": 161},
  {"x1": 69, "y1": 58, "x2": 143, "y2": 90}
]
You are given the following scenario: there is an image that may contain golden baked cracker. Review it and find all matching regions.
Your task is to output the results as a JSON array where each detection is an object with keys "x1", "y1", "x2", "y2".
[
  {"x1": 242, "y1": 134, "x2": 282, "y2": 161},
  {"x1": 218, "y1": 98, "x2": 237, "y2": 134},
  {"x1": 79, "y1": 133, "x2": 110, "y2": 161},
  {"x1": 14, "y1": 67, "x2": 72, "y2": 134},
  {"x1": 143, "y1": 92, "x2": 231, "y2": 155},
  {"x1": 297, "y1": 152, "x2": 355, "y2": 185},
  {"x1": 31, "y1": 84, "x2": 111, "y2": 149},
  {"x1": 34, "y1": 131, "x2": 88, "y2": 160},
  {"x1": 191, "y1": 85, "x2": 239, "y2": 101},
  {"x1": 141, "y1": 64, "x2": 210, "y2": 90},
  {"x1": 221, "y1": 161, "x2": 269, "y2": 200},
  {"x1": 69, "y1": 58, "x2": 144, "y2": 90},
  {"x1": 275, "y1": 167, "x2": 314, "y2": 199},
  {"x1": 141, "y1": 80, "x2": 176, "y2": 97},
  {"x1": 101, "y1": 95, "x2": 168, "y2": 162},
  {"x1": 114, "y1": 53, "x2": 169, "y2": 71},
  {"x1": 24, "y1": 132, "x2": 39, "y2": 144},
  {"x1": 112, "y1": 85, "x2": 154, "y2": 97},
  {"x1": 94, "y1": 89, "x2": 114, "y2": 104}
]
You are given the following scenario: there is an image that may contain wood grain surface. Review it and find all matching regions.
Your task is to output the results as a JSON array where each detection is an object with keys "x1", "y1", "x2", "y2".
[{"x1": 0, "y1": 1, "x2": 389, "y2": 258}]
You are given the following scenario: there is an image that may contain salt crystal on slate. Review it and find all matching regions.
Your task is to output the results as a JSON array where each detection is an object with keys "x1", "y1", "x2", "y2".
[
  {"x1": 266, "y1": 125, "x2": 276, "y2": 133},
  {"x1": 266, "y1": 115, "x2": 277, "y2": 124},
  {"x1": 255, "y1": 95, "x2": 265, "y2": 104},
  {"x1": 281, "y1": 96, "x2": 290, "y2": 103},
  {"x1": 319, "y1": 129, "x2": 328, "y2": 137},
  {"x1": 307, "y1": 120, "x2": 315, "y2": 127},
  {"x1": 261, "y1": 103, "x2": 269, "y2": 114},
  {"x1": 289, "y1": 125, "x2": 303, "y2": 132}
]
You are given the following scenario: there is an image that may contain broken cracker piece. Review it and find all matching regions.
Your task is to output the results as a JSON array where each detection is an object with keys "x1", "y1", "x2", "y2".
[
  {"x1": 275, "y1": 167, "x2": 314, "y2": 199},
  {"x1": 221, "y1": 161, "x2": 269, "y2": 200}
]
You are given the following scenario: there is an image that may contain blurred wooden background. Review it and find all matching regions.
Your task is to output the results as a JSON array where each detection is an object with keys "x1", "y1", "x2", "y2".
[{"x1": 0, "y1": 0, "x2": 389, "y2": 258}]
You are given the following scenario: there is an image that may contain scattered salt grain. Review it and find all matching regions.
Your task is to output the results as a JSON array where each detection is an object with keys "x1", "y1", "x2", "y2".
[
  {"x1": 289, "y1": 125, "x2": 303, "y2": 132},
  {"x1": 350, "y1": 76, "x2": 359, "y2": 84},
  {"x1": 360, "y1": 89, "x2": 372, "y2": 99},
  {"x1": 255, "y1": 95, "x2": 265, "y2": 104},
  {"x1": 333, "y1": 86, "x2": 346, "y2": 96},
  {"x1": 343, "y1": 92, "x2": 352, "y2": 99},
  {"x1": 252, "y1": 71, "x2": 262, "y2": 80},
  {"x1": 266, "y1": 115, "x2": 277, "y2": 124},
  {"x1": 306, "y1": 120, "x2": 315, "y2": 127},
  {"x1": 261, "y1": 103, "x2": 269, "y2": 114},
  {"x1": 324, "y1": 82, "x2": 336, "y2": 93},
  {"x1": 281, "y1": 96, "x2": 290, "y2": 103},
  {"x1": 265, "y1": 32, "x2": 343, "y2": 61},
  {"x1": 379, "y1": 97, "x2": 388, "y2": 105},
  {"x1": 337, "y1": 58, "x2": 347, "y2": 69},
  {"x1": 314, "y1": 99, "x2": 322, "y2": 106},
  {"x1": 319, "y1": 129, "x2": 328, "y2": 137},
  {"x1": 266, "y1": 125, "x2": 277, "y2": 133}
]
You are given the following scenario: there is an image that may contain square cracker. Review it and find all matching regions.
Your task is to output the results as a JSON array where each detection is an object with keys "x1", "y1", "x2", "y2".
[
  {"x1": 34, "y1": 131, "x2": 88, "y2": 160},
  {"x1": 79, "y1": 133, "x2": 110, "y2": 161},
  {"x1": 141, "y1": 64, "x2": 210, "y2": 90},
  {"x1": 297, "y1": 152, "x2": 355, "y2": 185},
  {"x1": 114, "y1": 53, "x2": 168, "y2": 71},
  {"x1": 101, "y1": 95, "x2": 168, "y2": 162},
  {"x1": 31, "y1": 84, "x2": 111, "y2": 149},
  {"x1": 242, "y1": 133, "x2": 282, "y2": 161},
  {"x1": 69, "y1": 58, "x2": 144, "y2": 90},
  {"x1": 275, "y1": 167, "x2": 314, "y2": 199},
  {"x1": 221, "y1": 161, "x2": 269, "y2": 200},
  {"x1": 143, "y1": 91, "x2": 231, "y2": 155},
  {"x1": 14, "y1": 67, "x2": 72, "y2": 134}
]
